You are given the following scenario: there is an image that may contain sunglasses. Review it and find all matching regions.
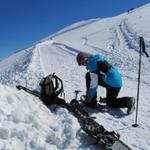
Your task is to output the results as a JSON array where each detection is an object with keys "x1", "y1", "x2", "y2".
[{"x1": 79, "y1": 59, "x2": 87, "y2": 66}]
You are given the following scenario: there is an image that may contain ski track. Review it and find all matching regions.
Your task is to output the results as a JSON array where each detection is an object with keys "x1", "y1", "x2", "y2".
[
  {"x1": 81, "y1": 17, "x2": 150, "y2": 88},
  {"x1": 109, "y1": 18, "x2": 150, "y2": 85}
]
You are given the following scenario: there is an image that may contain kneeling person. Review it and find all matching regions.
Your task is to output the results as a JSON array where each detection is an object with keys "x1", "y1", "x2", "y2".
[{"x1": 76, "y1": 52, "x2": 135, "y2": 114}]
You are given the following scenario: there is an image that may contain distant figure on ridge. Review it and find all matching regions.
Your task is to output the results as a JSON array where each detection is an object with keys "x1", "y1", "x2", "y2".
[{"x1": 128, "y1": 7, "x2": 134, "y2": 14}]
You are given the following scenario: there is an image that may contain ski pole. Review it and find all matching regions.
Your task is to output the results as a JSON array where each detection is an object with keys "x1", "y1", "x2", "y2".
[{"x1": 132, "y1": 36, "x2": 149, "y2": 127}]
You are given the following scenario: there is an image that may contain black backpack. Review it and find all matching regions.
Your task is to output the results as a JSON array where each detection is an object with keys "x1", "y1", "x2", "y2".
[
  {"x1": 96, "y1": 60, "x2": 112, "y2": 74},
  {"x1": 39, "y1": 73, "x2": 64, "y2": 98}
]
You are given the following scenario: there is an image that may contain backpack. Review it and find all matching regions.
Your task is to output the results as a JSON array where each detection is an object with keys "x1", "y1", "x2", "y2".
[
  {"x1": 39, "y1": 73, "x2": 64, "y2": 98},
  {"x1": 96, "y1": 60, "x2": 112, "y2": 74}
]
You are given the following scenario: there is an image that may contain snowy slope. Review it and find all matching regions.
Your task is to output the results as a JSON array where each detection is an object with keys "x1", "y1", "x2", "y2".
[
  {"x1": 0, "y1": 3, "x2": 150, "y2": 150},
  {"x1": 0, "y1": 85, "x2": 80, "y2": 150}
]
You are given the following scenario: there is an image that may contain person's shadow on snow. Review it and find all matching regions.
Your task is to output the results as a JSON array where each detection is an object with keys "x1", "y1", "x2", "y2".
[{"x1": 83, "y1": 106, "x2": 126, "y2": 119}]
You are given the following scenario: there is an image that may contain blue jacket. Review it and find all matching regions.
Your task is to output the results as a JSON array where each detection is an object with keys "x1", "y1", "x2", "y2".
[{"x1": 87, "y1": 54, "x2": 122, "y2": 98}]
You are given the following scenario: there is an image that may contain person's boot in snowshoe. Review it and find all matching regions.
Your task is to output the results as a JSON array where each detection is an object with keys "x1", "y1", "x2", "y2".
[
  {"x1": 80, "y1": 95, "x2": 97, "y2": 108},
  {"x1": 127, "y1": 97, "x2": 135, "y2": 115},
  {"x1": 85, "y1": 99, "x2": 97, "y2": 108}
]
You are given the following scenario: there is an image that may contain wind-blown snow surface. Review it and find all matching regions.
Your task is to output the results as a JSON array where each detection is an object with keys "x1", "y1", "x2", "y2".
[{"x1": 0, "y1": 3, "x2": 150, "y2": 150}]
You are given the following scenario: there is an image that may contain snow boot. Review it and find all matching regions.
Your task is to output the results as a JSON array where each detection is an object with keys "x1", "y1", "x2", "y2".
[
  {"x1": 85, "y1": 99, "x2": 97, "y2": 108},
  {"x1": 80, "y1": 95, "x2": 97, "y2": 108},
  {"x1": 127, "y1": 97, "x2": 135, "y2": 115}
]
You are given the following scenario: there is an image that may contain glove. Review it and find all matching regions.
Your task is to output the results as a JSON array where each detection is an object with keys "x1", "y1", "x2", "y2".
[
  {"x1": 80, "y1": 95, "x2": 92, "y2": 103},
  {"x1": 85, "y1": 96, "x2": 93, "y2": 103}
]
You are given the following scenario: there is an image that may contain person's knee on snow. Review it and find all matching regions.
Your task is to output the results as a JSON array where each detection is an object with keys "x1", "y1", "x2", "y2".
[{"x1": 106, "y1": 87, "x2": 120, "y2": 107}]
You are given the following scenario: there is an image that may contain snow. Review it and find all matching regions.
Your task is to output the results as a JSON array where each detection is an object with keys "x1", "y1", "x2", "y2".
[{"x1": 0, "y1": 3, "x2": 150, "y2": 150}]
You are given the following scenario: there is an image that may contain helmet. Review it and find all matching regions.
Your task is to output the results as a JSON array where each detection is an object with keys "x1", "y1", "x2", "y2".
[{"x1": 76, "y1": 52, "x2": 89, "y2": 66}]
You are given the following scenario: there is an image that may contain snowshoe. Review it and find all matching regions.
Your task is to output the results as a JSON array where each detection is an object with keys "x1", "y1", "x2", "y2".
[
  {"x1": 80, "y1": 95, "x2": 107, "y2": 112},
  {"x1": 70, "y1": 99, "x2": 89, "y2": 118}
]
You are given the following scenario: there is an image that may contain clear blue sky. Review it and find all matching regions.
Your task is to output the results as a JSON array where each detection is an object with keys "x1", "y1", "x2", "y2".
[{"x1": 0, "y1": 0, "x2": 149, "y2": 60}]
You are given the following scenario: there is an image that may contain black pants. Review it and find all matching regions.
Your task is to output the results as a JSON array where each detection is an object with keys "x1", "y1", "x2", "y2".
[{"x1": 86, "y1": 72, "x2": 130, "y2": 108}]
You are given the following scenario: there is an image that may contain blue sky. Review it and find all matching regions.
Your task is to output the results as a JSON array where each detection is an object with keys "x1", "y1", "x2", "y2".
[{"x1": 0, "y1": 0, "x2": 149, "y2": 60}]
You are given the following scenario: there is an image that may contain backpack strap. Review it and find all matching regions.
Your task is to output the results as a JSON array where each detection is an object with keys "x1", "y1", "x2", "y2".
[
  {"x1": 39, "y1": 73, "x2": 65, "y2": 99},
  {"x1": 52, "y1": 73, "x2": 64, "y2": 97}
]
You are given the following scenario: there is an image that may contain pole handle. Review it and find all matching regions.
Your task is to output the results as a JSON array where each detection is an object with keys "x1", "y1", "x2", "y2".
[{"x1": 139, "y1": 36, "x2": 149, "y2": 58}]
